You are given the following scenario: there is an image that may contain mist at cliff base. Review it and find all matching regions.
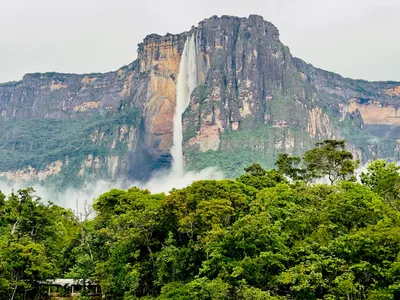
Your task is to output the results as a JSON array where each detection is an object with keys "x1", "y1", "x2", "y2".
[
  {"x1": 0, "y1": 160, "x2": 375, "y2": 211},
  {"x1": 140, "y1": 167, "x2": 224, "y2": 193},
  {"x1": 0, "y1": 166, "x2": 224, "y2": 211}
]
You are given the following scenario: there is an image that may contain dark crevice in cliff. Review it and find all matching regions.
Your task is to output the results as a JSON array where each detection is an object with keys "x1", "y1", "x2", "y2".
[
  {"x1": 256, "y1": 38, "x2": 267, "y2": 125},
  {"x1": 231, "y1": 22, "x2": 240, "y2": 101},
  {"x1": 128, "y1": 119, "x2": 159, "y2": 181},
  {"x1": 230, "y1": 22, "x2": 241, "y2": 128}
]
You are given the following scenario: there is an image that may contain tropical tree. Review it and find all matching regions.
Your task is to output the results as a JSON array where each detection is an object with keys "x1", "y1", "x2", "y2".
[
  {"x1": 361, "y1": 159, "x2": 400, "y2": 210},
  {"x1": 0, "y1": 188, "x2": 79, "y2": 300},
  {"x1": 275, "y1": 153, "x2": 305, "y2": 181},
  {"x1": 303, "y1": 139, "x2": 358, "y2": 184}
]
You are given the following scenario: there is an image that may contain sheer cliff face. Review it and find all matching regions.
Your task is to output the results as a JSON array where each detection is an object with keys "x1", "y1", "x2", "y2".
[
  {"x1": 0, "y1": 63, "x2": 138, "y2": 119},
  {"x1": 294, "y1": 58, "x2": 400, "y2": 140},
  {"x1": 1, "y1": 15, "x2": 400, "y2": 184},
  {"x1": 181, "y1": 15, "x2": 400, "y2": 172},
  {"x1": 136, "y1": 34, "x2": 185, "y2": 166},
  {"x1": 182, "y1": 15, "x2": 311, "y2": 152}
]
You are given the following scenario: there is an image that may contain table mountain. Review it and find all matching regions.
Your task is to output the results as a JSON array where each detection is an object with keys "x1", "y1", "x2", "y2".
[{"x1": 1, "y1": 15, "x2": 399, "y2": 187}]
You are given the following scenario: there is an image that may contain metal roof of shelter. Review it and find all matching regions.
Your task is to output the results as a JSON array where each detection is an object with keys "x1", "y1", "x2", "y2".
[{"x1": 39, "y1": 279, "x2": 98, "y2": 286}]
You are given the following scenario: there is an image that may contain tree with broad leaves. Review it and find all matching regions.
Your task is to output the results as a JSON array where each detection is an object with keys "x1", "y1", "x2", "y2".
[
  {"x1": 361, "y1": 159, "x2": 400, "y2": 211},
  {"x1": 303, "y1": 139, "x2": 359, "y2": 184},
  {"x1": 275, "y1": 153, "x2": 305, "y2": 181}
]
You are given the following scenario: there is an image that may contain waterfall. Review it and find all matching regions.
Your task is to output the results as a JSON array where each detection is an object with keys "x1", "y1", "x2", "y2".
[{"x1": 171, "y1": 34, "x2": 198, "y2": 175}]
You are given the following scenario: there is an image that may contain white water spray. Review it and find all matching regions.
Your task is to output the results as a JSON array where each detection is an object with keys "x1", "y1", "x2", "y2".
[{"x1": 171, "y1": 34, "x2": 198, "y2": 175}]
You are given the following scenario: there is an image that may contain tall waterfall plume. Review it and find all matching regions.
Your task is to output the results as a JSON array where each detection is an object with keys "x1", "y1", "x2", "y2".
[{"x1": 171, "y1": 34, "x2": 198, "y2": 175}]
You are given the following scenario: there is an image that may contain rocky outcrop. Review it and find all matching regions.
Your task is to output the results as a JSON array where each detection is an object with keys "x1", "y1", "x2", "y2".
[
  {"x1": 0, "y1": 160, "x2": 63, "y2": 181},
  {"x1": 182, "y1": 16, "x2": 311, "y2": 157},
  {"x1": 307, "y1": 107, "x2": 333, "y2": 138},
  {"x1": 294, "y1": 58, "x2": 400, "y2": 142},
  {"x1": 0, "y1": 65, "x2": 137, "y2": 120},
  {"x1": 1, "y1": 14, "x2": 400, "y2": 183},
  {"x1": 348, "y1": 99, "x2": 400, "y2": 125},
  {"x1": 137, "y1": 34, "x2": 185, "y2": 162}
]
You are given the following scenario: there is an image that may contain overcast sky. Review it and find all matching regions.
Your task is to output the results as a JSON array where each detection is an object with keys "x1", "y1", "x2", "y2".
[{"x1": 0, "y1": 0, "x2": 399, "y2": 83}]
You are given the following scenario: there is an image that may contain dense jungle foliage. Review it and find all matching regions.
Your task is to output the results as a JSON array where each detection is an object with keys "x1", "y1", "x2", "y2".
[{"x1": 1, "y1": 140, "x2": 400, "y2": 299}]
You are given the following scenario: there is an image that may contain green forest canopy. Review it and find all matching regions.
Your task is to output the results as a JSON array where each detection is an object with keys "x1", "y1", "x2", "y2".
[{"x1": 1, "y1": 140, "x2": 400, "y2": 299}]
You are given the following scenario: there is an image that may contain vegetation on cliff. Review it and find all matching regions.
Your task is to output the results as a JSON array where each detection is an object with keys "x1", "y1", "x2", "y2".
[
  {"x1": 0, "y1": 107, "x2": 140, "y2": 187},
  {"x1": 1, "y1": 140, "x2": 400, "y2": 299}
]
